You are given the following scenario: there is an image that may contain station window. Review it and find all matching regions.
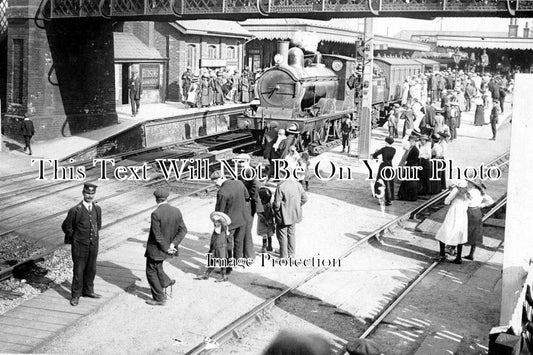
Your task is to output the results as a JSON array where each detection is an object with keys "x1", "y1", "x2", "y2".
[
  {"x1": 208, "y1": 45, "x2": 217, "y2": 59},
  {"x1": 227, "y1": 46, "x2": 236, "y2": 59},
  {"x1": 187, "y1": 44, "x2": 196, "y2": 69},
  {"x1": 12, "y1": 39, "x2": 24, "y2": 104}
]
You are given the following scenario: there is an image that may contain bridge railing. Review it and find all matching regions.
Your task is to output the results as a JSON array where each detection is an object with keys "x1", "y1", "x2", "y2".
[{"x1": 41, "y1": 0, "x2": 533, "y2": 19}]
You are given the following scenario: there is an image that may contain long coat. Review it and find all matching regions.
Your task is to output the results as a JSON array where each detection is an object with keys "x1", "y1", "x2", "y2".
[
  {"x1": 215, "y1": 179, "x2": 251, "y2": 230},
  {"x1": 145, "y1": 203, "x2": 187, "y2": 261},
  {"x1": 240, "y1": 177, "x2": 264, "y2": 216},
  {"x1": 273, "y1": 179, "x2": 308, "y2": 226},
  {"x1": 21, "y1": 119, "x2": 35, "y2": 137}
]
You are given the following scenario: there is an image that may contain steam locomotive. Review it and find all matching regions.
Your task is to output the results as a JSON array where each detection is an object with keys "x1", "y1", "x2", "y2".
[{"x1": 244, "y1": 47, "x2": 439, "y2": 152}]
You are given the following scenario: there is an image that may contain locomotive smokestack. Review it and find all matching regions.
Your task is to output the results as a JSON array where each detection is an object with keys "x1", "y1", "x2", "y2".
[
  {"x1": 288, "y1": 47, "x2": 305, "y2": 68},
  {"x1": 277, "y1": 41, "x2": 289, "y2": 65}
]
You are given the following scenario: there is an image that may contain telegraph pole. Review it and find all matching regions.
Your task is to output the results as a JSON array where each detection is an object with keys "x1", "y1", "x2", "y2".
[{"x1": 358, "y1": 18, "x2": 374, "y2": 158}]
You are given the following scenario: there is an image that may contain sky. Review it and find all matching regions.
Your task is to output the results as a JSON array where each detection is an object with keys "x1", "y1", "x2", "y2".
[{"x1": 328, "y1": 17, "x2": 533, "y2": 37}]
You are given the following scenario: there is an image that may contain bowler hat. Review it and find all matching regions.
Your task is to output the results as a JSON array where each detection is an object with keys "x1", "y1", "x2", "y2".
[
  {"x1": 419, "y1": 134, "x2": 429, "y2": 141},
  {"x1": 153, "y1": 188, "x2": 170, "y2": 199},
  {"x1": 286, "y1": 124, "x2": 300, "y2": 135},
  {"x1": 83, "y1": 183, "x2": 97, "y2": 194},
  {"x1": 408, "y1": 134, "x2": 419, "y2": 141},
  {"x1": 210, "y1": 211, "x2": 231, "y2": 226},
  {"x1": 346, "y1": 339, "x2": 382, "y2": 355},
  {"x1": 411, "y1": 129, "x2": 422, "y2": 137}
]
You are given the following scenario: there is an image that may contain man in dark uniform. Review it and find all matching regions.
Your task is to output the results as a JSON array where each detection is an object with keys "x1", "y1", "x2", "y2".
[
  {"x1": 62, "y1": 183, "x2": 102, "y2": 307},
  {"x1": 145, "y1": 188, "x2": 187, "y2": 306},
  {"x1": 129, "y1": 71, "x2": 142, "y2": 117},
  {"x1": 211, "y1": 170, "x2": 251, "y2": 262},
  {"x1": 20, "y1": 114, "x2": 35, "y2": 155}
]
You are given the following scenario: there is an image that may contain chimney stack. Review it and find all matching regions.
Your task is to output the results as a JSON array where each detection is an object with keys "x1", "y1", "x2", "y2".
[
  {"x1": 509, "y1": 18, "x2": 518, "y2": 37},
  {"x1": 524, "y1": 22, "x2": 530, "y2": 38}
]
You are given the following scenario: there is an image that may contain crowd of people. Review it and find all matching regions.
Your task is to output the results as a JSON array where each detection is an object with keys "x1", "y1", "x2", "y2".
[
  {"x1": 180, "y1": 66, "x2": 263, "y2": 108},
  {"x1": 376, "y1": 69, "x2": 510, "y2": 207}
]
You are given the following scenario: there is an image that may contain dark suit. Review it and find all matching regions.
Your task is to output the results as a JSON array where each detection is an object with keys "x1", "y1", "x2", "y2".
[
  {"x1": 215, "y1": 179, "x2": 252, "y2": 259},
  {"x1": 145, "y1": 203, "x2": 187, "y2": 302},
  {"x1": 62, "y1": 202, "x2": 102, "y2": 298},
  {"x1": 129, "y1": 76, "x2": 142, "y2": 116},
  {"x1": 21, "y1": 118, "x2": 35, "y2": 153}
]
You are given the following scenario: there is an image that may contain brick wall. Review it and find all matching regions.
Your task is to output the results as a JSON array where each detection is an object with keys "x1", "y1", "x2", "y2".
[{"x1": 4, "y1": 1, "x2": 117, "y2": 142}]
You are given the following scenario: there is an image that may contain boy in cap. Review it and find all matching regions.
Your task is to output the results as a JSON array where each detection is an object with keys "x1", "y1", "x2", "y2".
[
  {"x1": 20, "y1": 114, "x2": 35, "y2": 155},
  {"x1": 144, "y1": 188, "x2": 188, "y2": 305},
  {"x1": 62, "y1": 183, "x2": 102, "y2": 306}
]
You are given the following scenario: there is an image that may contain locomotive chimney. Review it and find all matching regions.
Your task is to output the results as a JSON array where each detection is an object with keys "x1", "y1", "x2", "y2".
[
  {"x1": 288, "y1": 47, "x2": 305, "y2": 68},
  {"x1": 524, "y1": 22, "x2": 530, "y2": 38},
  {"x1": 508, "y1": 18, "x2": 518, "y2": 37},
  {"x1": 276, "y1": 41, "x2": 289, "y2": 65}
]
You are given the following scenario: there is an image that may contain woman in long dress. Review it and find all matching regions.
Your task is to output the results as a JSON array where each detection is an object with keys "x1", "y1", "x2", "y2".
[
  {"x1": 483, "y1": 90, "x2": 493, "y2": 125},
  {"x1": 435, "y1": 179, "x2": 470, "y2": 264},
  {"x1": 473, "y1": 94, "x2": 485, "y2": 126},
  {"x1": 464, "y1": 179, "x2": 494, "y2": 261},
  {"x1": 397, "y1": 134, "x2": 420, "y2": 202}
]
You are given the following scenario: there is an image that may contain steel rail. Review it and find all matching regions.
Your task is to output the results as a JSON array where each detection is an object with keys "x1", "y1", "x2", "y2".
[
  {"x1": 0, "y1": 183, "x2": 216, "y2": 282},
  {"x1": 338, "y1": 199, "x2": 509, "y2": 354},
  {"x1": 186, "y1": 150, "x2": 511, "y2": 355}
]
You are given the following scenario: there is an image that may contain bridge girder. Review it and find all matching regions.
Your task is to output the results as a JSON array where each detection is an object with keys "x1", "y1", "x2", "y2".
[{"x1": 38, "y1": 0, "x2": 533, "y2": 21}]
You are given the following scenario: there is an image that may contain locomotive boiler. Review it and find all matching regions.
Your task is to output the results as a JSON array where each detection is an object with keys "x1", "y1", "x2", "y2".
[{"x1": 245, "y1": 47, "x2": 358, "y2": 152}]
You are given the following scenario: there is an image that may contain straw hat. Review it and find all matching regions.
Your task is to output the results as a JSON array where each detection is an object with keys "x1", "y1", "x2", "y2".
[{"x1": 210, "y1": 211, "x2": 231, "y2": 226}]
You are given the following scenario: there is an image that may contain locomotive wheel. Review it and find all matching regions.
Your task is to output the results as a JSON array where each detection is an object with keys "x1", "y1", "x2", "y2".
[{"x1": 317, "y1": 121, "x2": 331, "y2": 145}]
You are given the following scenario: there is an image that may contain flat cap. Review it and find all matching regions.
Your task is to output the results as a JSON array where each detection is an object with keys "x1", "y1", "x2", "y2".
[
  {"x1": 83, "y1": 183, "x2": 98, "y2": 194},
  {"x1": 153, "y1": 188, "x2": 170, "y2": 199}
]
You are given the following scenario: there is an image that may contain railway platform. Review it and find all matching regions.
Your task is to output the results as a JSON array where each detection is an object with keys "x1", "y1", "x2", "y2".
[
  {"x1": 0, "y1": 101, "x2": 252, "y2": 176},
  {"x1": 0, "y1": 101, "x2": 512, "y2": 354}
]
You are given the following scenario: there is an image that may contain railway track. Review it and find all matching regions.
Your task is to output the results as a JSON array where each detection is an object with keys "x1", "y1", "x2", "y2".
[
  {"x1": 185, "y1": 151, "x2": 510, "y2": 355},
  {"x1": 0, "y1": 132, "x2": 259, "y2": 283}
]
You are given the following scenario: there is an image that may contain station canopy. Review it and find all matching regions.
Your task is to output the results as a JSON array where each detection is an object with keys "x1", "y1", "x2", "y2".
[
  {"x1": 239, "y1": 19, "x2": 430, "y2": 51},
  {"x1": 397, "y1": 30, "x2": 533, "y2": 50}
]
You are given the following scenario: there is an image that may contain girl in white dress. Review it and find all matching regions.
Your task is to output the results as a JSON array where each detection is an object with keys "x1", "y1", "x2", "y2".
[{"x1": 435, "y1": 179, "x2": 470, "y2": 264}]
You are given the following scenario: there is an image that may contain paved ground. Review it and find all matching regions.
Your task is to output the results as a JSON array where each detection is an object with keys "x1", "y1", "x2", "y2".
[{"x1": 0, "y1": 101, "x2": 512, "y2": 354}]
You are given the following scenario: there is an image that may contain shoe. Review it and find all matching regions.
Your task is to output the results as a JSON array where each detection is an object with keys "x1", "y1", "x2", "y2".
[
  {"x1": 452, "y1": 258, "x2": 462, "y2": 264},
  {"x1": 385, "y1": 201, "x2": 392, "y2": 206},
  {"x1": 146, "y1": 299, "x2": 166, "y2": 306},
  {"x1": 70, "y1": 297, "x2": 79, "y2": 306},
  {"x1": 434, "y1": 255, "x2": 447, "y2": 262},
  {"x1": 83, "y1": 293, "x2": 102, "y2": 298},
  {"x1": 215, "y1": 276, "x2": 228, "y2": 283},
  {"x1": 464, "y1": 255, "x2": 474, "y2": 260}
]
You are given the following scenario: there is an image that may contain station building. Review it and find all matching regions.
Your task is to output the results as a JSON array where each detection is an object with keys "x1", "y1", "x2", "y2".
[
  {"x1": 397, "y1": 20, "x2": 533, "y2": 74},
  {"x1": 240, "y1": 19, "x2": 431, "y2": 71}
]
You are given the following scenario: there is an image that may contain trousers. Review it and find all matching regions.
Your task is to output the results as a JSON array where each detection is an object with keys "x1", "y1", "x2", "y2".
[
  {"x1": 146, "y1": 258, "x2": 172, "y2": 302},
  {"x1": 71, "y1": 242, "x2": 98, "y2": 297},
  {"x1": 276, "y1": 224, "x2": 296, "y2": 258}
]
